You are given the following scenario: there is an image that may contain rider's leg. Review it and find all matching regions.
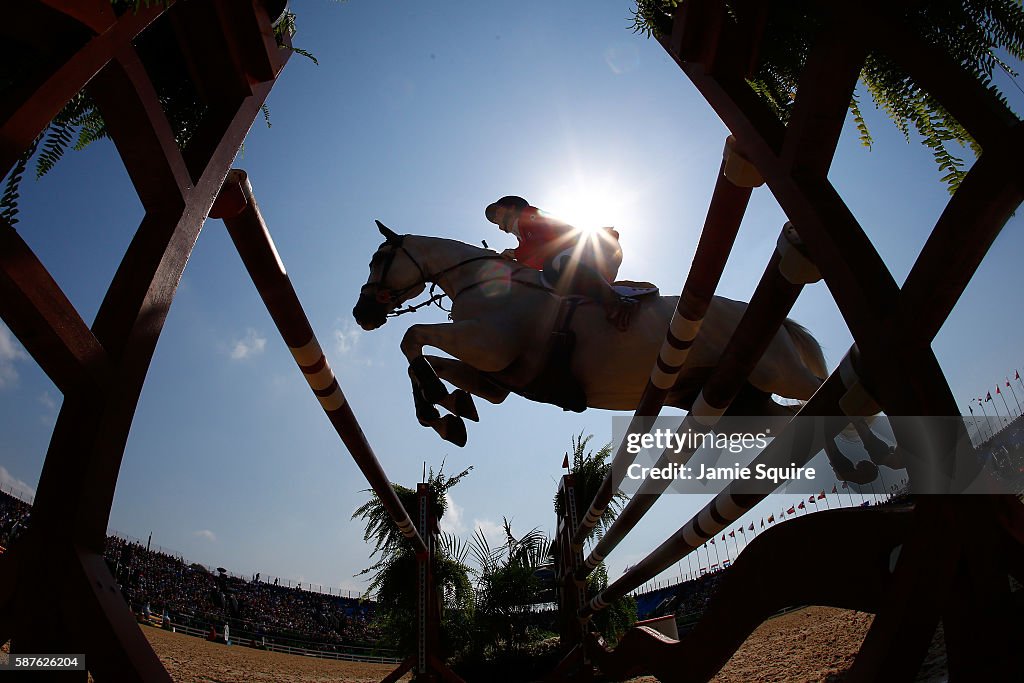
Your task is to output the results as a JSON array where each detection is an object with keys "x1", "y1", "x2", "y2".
[{"x1": 546, "y1": 254, "x2": 637, "y2": 330}]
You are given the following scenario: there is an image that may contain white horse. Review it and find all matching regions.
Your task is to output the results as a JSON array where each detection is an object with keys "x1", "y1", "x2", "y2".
[{"x1": 353, "y1": 223, "x2": 833, "y2": 451}]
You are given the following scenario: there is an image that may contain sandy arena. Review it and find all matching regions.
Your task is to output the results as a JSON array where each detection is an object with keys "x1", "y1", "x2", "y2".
[{"x1": 141, "y1": 606, "x2": 875, "y2": 682}]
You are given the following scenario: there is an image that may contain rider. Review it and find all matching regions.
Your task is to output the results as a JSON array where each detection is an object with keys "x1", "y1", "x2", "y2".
[{"x1": 484, "y1": 195, "x2": 635, "y2": 329}]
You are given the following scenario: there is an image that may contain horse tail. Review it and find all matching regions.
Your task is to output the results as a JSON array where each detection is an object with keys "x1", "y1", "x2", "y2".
[{"x1": 783, "y1": 319, "x2": 828, "y2": 380}]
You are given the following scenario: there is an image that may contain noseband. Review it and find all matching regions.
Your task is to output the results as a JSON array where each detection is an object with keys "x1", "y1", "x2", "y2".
[{"x1": 361, "y1": 235, "x2": 428, "y2": 307}]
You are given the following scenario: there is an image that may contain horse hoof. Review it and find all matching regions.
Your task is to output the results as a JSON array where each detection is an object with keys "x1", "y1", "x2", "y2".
[
  {"x1": 453, "y1": 390, "x2": 479, "y2": 422},
  {"x1": 850, "y1": 460, "x2": 879, "y2": 484},
  {"x1": 416, "y1": 405, "x2": 441, "y2": 425},
  {"x1": 874, "y1": 446, "x2": 907, "y2": 470},
  {"x1": 438, "y1": 415, "x2": 467, "y2": 447},
  {"x1": 834, "y1": 459, "x2": 879, "y2": 485}
]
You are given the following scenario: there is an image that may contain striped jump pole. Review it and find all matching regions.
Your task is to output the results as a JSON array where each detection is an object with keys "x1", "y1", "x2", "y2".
[
  {"x1": 211, "y1": 169, "x2": 428, "y2": 557},
  {"x1": 579, "y1": 373, "x2": 852, "y2": 619},
  {"x1": 570, "y1": 136, "x2": 763, "y2": 551},
  {"x1": 576, "y1": 224, "x2": 823, "y2": 580}
]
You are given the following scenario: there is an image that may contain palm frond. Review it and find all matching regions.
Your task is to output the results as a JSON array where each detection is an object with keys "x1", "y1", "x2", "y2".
[{"x1": 631, "y1": 0, "x2": 1022, "y2": 194}]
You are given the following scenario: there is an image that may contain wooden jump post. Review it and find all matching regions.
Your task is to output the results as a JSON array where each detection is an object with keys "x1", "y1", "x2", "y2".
[
  {"x1": 553, "y1": 1, "x2": 1024, "y2": 681},
  {"x1": 0, "y1": 2, "x2": 290, "y2": 680},
  {"x1": 213, "y1": 170, "x2": 463, "y2": 682}
]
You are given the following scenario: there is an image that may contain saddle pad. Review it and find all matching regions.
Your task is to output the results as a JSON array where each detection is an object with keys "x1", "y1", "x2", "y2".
[{"x1": 612, "y1": 280, "x2": 659, "y2": 298}]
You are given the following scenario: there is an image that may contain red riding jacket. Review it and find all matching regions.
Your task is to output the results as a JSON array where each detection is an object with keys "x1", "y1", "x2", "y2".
[{"x1": 511, "y1": 207, "x2": 576, "y2": 270}]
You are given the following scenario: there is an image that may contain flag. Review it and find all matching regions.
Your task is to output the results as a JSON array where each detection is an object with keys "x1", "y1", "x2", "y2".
[
  {"x1": 709, "y1": 537, "x2": 715, "y2": 544},
  {"x1": 767, "y1": 515, "x2": 775, "y2": 523},
  {"x1": 1008, "y1": 379, "x2": 1012, "y2": 387},
  {"x1": 721, "y1": 534, "x2": 726, "y2": 541},
  {"x1": 808, "y1": 496, "x2": 815, "y2": 503},
  {"x1": 798, "y1": 501, "x2": 805, "y2": 509},
  {"x1": 818, "y1": 491, "x2": 826, "y2": 499},
  {"x1": 787, "y1": 506, "x2": 795, "y2": 515},
  {"x1": 997, "y1": 385, "x2": 1001, "y2": 395},
  {"x1": 1017, "y1": 370, "x2": 1020, "y2": 380},
  {"x1": 969, "y1": 404, "x2": 974, "y2": 414},
  {"x1": 841, "y1": 481, "x2": 848, "y2": 489},
  {"x1": 729, "y1": 530, "x2": 735, "y2": 538},
  {"x1": 561, "y1": 454, "x2": 569, "y2": 469},
  {"x1": 831, "y1": 485, "x2": 838, "y2": 494},
  {"x1": 761, "y1": 519, "x2": 765, "y2": 528},
  {"x1": 986, "y1": 391, "x2": 992, "y2": 401},
  {"x1": 739, "y1": 527, "x2": 745, "y2": 535},
  {"x1": 748, "y1": 523, "x2": 754, "y2": 531}
]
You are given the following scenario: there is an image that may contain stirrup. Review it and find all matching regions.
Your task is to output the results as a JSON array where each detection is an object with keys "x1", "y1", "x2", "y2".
[{"x1": 606, "y1": 296, "x2": 638, "y2": 332}]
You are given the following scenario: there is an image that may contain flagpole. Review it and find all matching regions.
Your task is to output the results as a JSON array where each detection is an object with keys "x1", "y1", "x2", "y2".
[
  {"x1": 686, "y1": 549, "x2": 695, "y2": 582},
  {"x1": 978, "y1": 397, "x2": 993, "y2": 442},
  {"x1": 711, "y1": 538, "x2": 721, "y2": 568},
  {"x1": 1016, "y1": 369, "x2": 1024, "y2": 401},
  {"x1": 1007, "y1": 377, "x2": 1023, "y2": 417},
  {"x1": 966, "y1": 403, "x2": 981, "y2": 447},
  {"x1": 992, "y1": 391, "x2": 1007, "y2": 432},
  {"x1": 998, "y1": 385, "x2": 1013, "y2": 426}
]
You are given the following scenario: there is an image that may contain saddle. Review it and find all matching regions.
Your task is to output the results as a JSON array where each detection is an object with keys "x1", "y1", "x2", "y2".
[{"x1": 516, "y1": 281, "x2": 660, "y2": 412}]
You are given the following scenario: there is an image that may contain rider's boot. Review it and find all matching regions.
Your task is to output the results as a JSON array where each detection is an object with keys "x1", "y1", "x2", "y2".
[{"x1": 605, "y1": 296, "x2": 638, "y2": 332}]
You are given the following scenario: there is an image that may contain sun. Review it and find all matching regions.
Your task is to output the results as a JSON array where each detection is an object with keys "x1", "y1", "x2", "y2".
[{"x1": 543, "y1": 181, "x2": 625, "y2": 235}]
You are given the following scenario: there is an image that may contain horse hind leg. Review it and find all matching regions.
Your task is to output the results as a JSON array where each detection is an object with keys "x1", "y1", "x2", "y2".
[
  {"x1": 824, "y1": 433, "x2": 879, "y2": 485},
  {"x1": 852, "y1": 418, "x2": 907, "y2": 470}
]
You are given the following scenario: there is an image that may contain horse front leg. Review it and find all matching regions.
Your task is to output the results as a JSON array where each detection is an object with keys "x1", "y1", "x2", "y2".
[
  {"x1": 425, "y1": 355, "x2": 510, "y2": 405},
  {"x1": 422, "y1": 354, "x2": 514, "y2": 423},
  {"x1": 407, "y1": 365, "x2": 468, "y2": 447},
  {"x1": 401, "y1": 322, "x2": 520, "y2": 445}
]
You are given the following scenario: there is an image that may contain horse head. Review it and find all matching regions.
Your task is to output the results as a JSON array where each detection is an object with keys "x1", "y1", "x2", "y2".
[{"x1": 352, "y1": 221, "x2": 427, "y2": 330}]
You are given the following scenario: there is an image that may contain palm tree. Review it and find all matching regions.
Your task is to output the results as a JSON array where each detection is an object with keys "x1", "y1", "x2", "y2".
[
  {"x1": 469, "y1": 519, "x2": 554, "y2": 654},
  {"x1": 351, "y1": 465, "x2": 474, "y2": 655},
  {"x1": 0, "y1": 1, "x2": 316, "y2": 225},
  {"x1": 632, "y1": 0, "x2": 1024, "y2": 194},
  {"x1": 552, "y1": 433, "x2": 628, "y2": 543}
]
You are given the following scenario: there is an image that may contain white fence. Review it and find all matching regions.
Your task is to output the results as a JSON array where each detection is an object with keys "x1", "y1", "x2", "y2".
[{"x1": 163, "y1": 622, "x2": 402, "y2": 665}]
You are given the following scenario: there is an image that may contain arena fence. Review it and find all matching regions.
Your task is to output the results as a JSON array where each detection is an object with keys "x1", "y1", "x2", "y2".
[{"x1": 158, "y1": 621, "x2": 402, "y2": 665}]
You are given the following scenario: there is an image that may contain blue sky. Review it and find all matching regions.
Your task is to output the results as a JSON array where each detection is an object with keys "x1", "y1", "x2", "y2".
[{"x1": 2, "y1": 0, "x2": 1023, "y2": 595}]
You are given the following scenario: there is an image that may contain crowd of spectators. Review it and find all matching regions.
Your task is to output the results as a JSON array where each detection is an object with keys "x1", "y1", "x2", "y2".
[
  {"x1": 0, "y1": 490, "x2": 384, "y2": 653},
  {"x1": 105, "y1": 535, "x2": 382, "y2": 650},
  {"x1": 0, "y1": 491, "x2": 31, "y2": 549}
]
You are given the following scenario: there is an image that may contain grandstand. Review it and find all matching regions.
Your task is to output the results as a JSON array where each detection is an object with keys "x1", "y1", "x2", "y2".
[{"x1": 0, "y1": 490, "x2": 398, "y2": 663}]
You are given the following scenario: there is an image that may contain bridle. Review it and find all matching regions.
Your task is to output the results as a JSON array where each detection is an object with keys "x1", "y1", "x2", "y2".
[{"x1": 362, "y1": 234, "x2": 519, "y2": 318}]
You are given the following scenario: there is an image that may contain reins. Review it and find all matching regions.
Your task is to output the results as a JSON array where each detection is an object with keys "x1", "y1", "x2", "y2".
[{"x1": 382, "y1": 248, "x2": 553, "y2": 319}]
